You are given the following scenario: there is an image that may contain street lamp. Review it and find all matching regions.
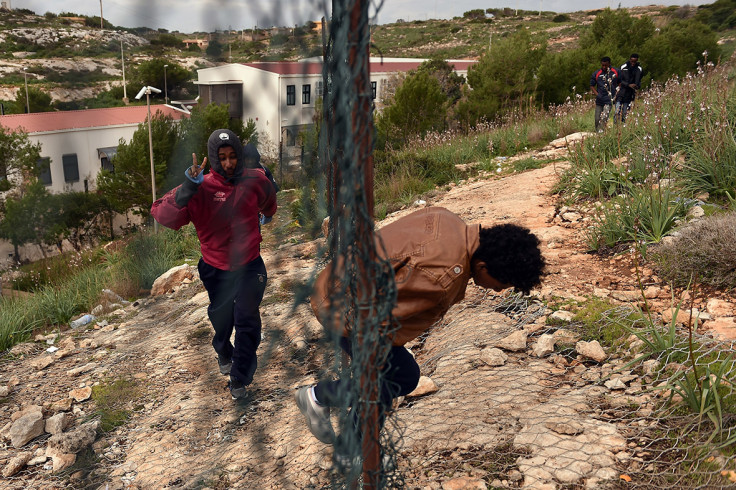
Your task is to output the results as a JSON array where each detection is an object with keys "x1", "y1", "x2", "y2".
[
  {"x1": 163, "y1": 64, "x2": 169, "y2": 104},
  {"x1": 22, "y1": 67, "x2": 29, "y2": 114},
  {"x1": 135, "y1": 85, "x2": 162, "y2": 232}
]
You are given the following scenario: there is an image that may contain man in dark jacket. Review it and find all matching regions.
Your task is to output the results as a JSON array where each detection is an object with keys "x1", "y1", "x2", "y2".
[
  {"x1": 590, "y1": 56, "x2": 619, "y2": 132},
  {"x1": 295, "y1": 207, "x2": 545, "y2": 466},
  {"x1": 615, "y1": 54, "x2": 643, "y2": 124},
  {"x1": 151, "y1": 129, "x2": 277, "y2": 400}
]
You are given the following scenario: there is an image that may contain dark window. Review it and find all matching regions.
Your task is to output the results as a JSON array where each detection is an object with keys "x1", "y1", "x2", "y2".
[
  {"x1": 302, "y1": 84, "x2": 311, "y2": 104},
  {"x1": 371, "y1": 81, "x2": 377, "y2": 100},
  {"x1": 62, "y1": 154, "x2": 80, "y2": 183},
  {"x1": 315, "y1": 80, "x2": 324, "y2": 97},
  {"x1": 285, "y1": 128, "x2": 296, "y2": 147},
  {"x1": 286, "y1": 85, "x2": 295, "y2": 105},
  {"x1": 37, "y1": 157, "x2": 52, "y2": 186},
  {"x1": 101, "y1": 157, "x2": 114, "y2": 173}
]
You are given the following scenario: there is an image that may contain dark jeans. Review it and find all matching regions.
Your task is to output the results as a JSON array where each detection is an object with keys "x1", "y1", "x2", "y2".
[
  {"x1": 314, "y1": 336, "x2": 421, "y2": 419},
  {"x1": 198, "y1": 256, "x2": 267, "y2": 385},
  {"x1": 595, "y1": 103, "x2": 612, "y2": 132}
]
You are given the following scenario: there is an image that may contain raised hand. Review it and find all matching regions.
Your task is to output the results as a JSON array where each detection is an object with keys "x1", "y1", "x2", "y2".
[{"x1": 188, "y1": 153, "x2": 208, "y2": 179}]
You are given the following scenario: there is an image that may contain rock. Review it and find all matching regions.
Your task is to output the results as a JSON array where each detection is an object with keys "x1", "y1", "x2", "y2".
[
  {"x1": 51, "y1": 398, "x2": 74, "y2": 412},
  {"x1": 11, "y1": 405, "x2": 42, "y2": 422},
  {"x1": 47, "y1": 421, "x2": 99, "y2": 454},
  {"x1": 550, "y1": 310, "x2": 574, "y2": 322},
  {"x1": 30, "y1": 355, "x2": 55, "y2": 371},
  {"x1": 0, "y1": 421, "x2": 11, "y2": 441},
  {"x1": 442, "y1": 476, "x2": 488, "y2": 489},
  {"x1": 187, "y1": 291, "x2": 209, "y2": 307},
  {"x1": 2, "y1": 451, "x2": 32, "y2": 477},
  {"x1": 706, "y1": 299, "x2": 734, "y2": 317},
  {"x1": 545, "y1": 419, "x2": 584, "y2": 435},
  {"x1": 79, "y1": 339, "x2": 98, "y2": 349},
  {"x1": 643, "y1": 286, "x2": 661, "y2": 299},
  {"x1": 661, "y1": 308, "x2": 694, "y2": 325},
  {"x1": 407, "y1": 376, "x2": 438, "y2": 397},
  {"x1": 480, "y1": 347, "x2": 508, "y2": 366},
  {"x1": 150, "y1": 264, "x2": 196, "y2": 296},
  {"x1": 709, "y1": 317, "x2": 736, "y2": 340},
  {"x1": 494, "y1": 330, "x2": 528, "y2": 351},
  {"x1": 0, "y1": 385, "x2": 10, "y2": 397},
  {"x1": 552, "y1": 329, "x2": 580, "y2": 344},
  {"x1": 45, "y1": 413, "x2": 73, "y2": 435},
  {"x1": 45, "y1": 446, "x2": 77, "y2": 473},
  {"x1": 10, "y1": 411, "x2": 45, "y2": 448},
  {"x1": 561, "y1": 212, "x2": 582, "y2": 222},
  {"x1": 576, "y1": 340, "x2": 607, "y2": 362},
  {"x1": 69, "y1": 387, "x2": 93, "y2": 402},
  {"x1": 593, "y1": 287, "x2": 610, "y2": 298},
  {"x1": 67, "y1": 363, "x2": 96, "y2": 376},
  {"x1": 642, "y1": 359, "x2": 661, "y2": 375},
  {"x1": 687, "y1": 206, "x2": 705, "y2": 219},
  {"x1": 532, "y1": 334, "x2": 556, "y2": 357},
  {"x1": 610, "y1": 290, "x2": 640, "y2": 302}
]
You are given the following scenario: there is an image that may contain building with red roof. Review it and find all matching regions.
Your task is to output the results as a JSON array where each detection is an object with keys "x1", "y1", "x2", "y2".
[
  {"x1": 195, "y1": 57, "x2": 476, "y2": 157},
  {"x1": 0, "y1": 105, "x2": 188, "y2": 194}
]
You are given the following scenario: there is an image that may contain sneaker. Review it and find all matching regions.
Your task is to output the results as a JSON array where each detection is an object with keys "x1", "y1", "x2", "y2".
[
  {"x1": 230, "y1": 376, "x2": 247, "y2": 400},
  {"x1": 217, "y1": 355, "x2": 232, "y2": 375},
  {"x1": 295, "y1": 386, "x2": 335, "y2": 444}
]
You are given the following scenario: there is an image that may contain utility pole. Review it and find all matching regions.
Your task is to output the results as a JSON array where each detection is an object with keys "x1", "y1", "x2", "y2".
[
  {"x1": 22, "y1": 67, "x2": 29, "y2": 114},
  {"x1": 100, "y1": 0, "x2": 104, "y2": 28},
  {"x1": 163, "y1": 64, "x2": 169, "y2": 104},
  {"x1": 121, "y1": 41, "x2": 128, "y2": 104}
]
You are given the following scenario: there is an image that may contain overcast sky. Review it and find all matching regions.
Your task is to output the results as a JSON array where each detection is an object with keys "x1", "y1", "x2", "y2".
[{"x1": 14, "y1": 0, "x2": 709, "y2": 33}]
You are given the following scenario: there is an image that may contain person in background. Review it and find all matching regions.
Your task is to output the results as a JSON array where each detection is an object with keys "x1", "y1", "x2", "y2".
[
  {"x1": 615, "y1": 53, "x2": 643, "y2": 124},
  {"x1": 151, "y1": 129, "x2": 277, "y2": 400},
  {"x1": 295, "y1": 206, "x2": 545, "y2": 465},
  {"x1": 590, "y1": 56, "x2": 619, "y2": 132}
]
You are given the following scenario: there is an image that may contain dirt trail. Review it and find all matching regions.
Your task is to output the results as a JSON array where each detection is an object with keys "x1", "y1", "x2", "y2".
[{"x1": 1, "y1": 157, "x2": 667, "y2": 489}]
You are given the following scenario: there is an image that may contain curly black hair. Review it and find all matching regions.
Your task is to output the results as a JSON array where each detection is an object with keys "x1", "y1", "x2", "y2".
[{"x1": 472, "y1": 223, "x2": 545, "y2": 295}]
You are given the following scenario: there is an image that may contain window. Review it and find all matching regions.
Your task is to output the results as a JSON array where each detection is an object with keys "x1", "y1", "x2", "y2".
[
  {"x1": 284, "y1": 128, "x2": 296, "y2": 147},
  {"x1": 286, "y1": 85, "x2": 296, "y2": 106},
  {"x1": 62, "y1": 154, "x2": 79, "y2": 183},
  {"x1": 37, "y1": 157, "x2": 52, "y2": 186},
  {"x1": 315, "y1": 80, "x2": 324, "y2": 97},
  {"x1": 302, "y1": 84, "x2": 311, "y2": 104},
  {"x1": 371, "y1": 81, "x2": 377, "y2": 100}
]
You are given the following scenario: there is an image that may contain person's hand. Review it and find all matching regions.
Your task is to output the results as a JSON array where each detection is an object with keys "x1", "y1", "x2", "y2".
[
  {"x1": 188, "y1": 153, "x2": 207, "y2": 179},
  {"x1": 630, "y1": 84, "x2": 637, "y2": 90},
  {"x1": 259, "y1": 214, "x2": 272, "y2": 225}
]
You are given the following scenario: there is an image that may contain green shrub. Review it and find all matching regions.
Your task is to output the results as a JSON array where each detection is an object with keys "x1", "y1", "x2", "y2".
[
  {"x1": 652, "y1": 211, "x2": 736, "y2": 288},
  {"x1": 91, "y1": 378, "x2": 140, "y2": 433}
]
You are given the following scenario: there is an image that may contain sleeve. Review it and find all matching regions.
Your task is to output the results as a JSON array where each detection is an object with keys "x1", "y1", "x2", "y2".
[
  {"x1": 151, "y1": 185, "x2": 193, "y2": 230},
  {"x1": 258, "y1": 172, "x2": 278, "y2": 218},
  {"x1": 634, "y1": 66, "x2": 643, "y2": 86},
  {"x1": 175, "y1": 170, "x2": 202, "y2": 207},
  {"x1": 590, "y1": 71, "x2": 596, "y2": 88},
  {"x1": 261, "y1": 165, "x2": 280, "y2": 193}
]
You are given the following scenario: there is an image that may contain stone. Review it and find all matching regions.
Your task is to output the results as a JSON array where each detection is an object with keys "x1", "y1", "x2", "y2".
[
  {"x1": 532, "y1": 334, "x2": 556, "y2": 357},
  {"x1": 10, "y1": 411, "x2": 45, "y2": 448},
  {"x1": 30, "y1": 355, "x2": 55, "y2": 371},
  {"x1": 150, "y1": 264, "x2": 195, "y2": 296},
  {"x1": 45, "y1": 446, "x2": 77, "y2": 473},
  {"x1": 706, "y1": 299, "x2": 734, "y2": 317},
  {"x1": 604, "y1": 378, "x2": 627, "y2": 390},
  {"x1": 687, "y1": 206, "x2": 705, "y2": 219},
  {"x1": 550, "y1": 310, "x2": 574, "y2": 322},
  {"x1": 441, "y1": 476, "x2": 488, "y2": 490},
  {"x1": 67, "y1": 363, "x2": 96, "y2": 376},
  {"x1": 576, "y1": 340, "x2": 607, "y2": 362},
  {"x1": 552, "y1": 328, "x2": 580, "y2": 344},
  {"x1": 610, "y1": 290, "x2": 640, "y2": 302},
  {"x1": 709, "y1": 317, "x2": 736, "y2": 340},
  {"x1": 593, "y1": 287, "x2": 611, "y2": 298},
  {"x1": 494, "y1": 330, "x2": 527, "y2": 351},
  {"x1": 45, "y1": 412, "x2": 73, "y2": 435},
  {"x1": 545, "y1": 419, "x2": 584, "y2": 435},
  {"x1": 187, "y1": 290, "x2": 210, "y2": 307},
  {"x1": 561, "y1": 212, "x2": 582, "y2": 222},
  {"x1": 642, "y1": 359, "x2": 660, "y2": 375},
  {"x1": 2, "y1": 451, "x2": 32, "y2": 477},
  {"x1": 51, "y1": 398, "x2": 74, "y2": 412},
  {"x1": 69, "y1": 386, "x2": 93, "y2": 402},
  {"x1": 661, "y1": 308, "x2": 694, "y2": 326},
  {"x1": 47, "y1": 421, "x2": 99, "y2": 454},
  {"x1": 407, "y1": 376, "x2": 438, "y2": 397},
  {"x1": 480, "y1": 347, "x2": 508, "y2": 366},
  {"x1": 79, "y1": 339, "x2": 98, "y2": 349},
  {"x1": 0, "y1": 385, "x2": 10, "y2": 397},
  {"x1": 643, "y1": 286, "x2": 661, "y2": 299}
]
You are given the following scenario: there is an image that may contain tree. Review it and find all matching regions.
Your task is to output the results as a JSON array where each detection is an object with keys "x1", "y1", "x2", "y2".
[
  {"x1": 578, "y1": 8, "x2": 656, "y2": 58},
  {"x1": 0, "y1": 126, "x2": 42, "y2": 193},
  {"x1": 0, "y1": 181, "x2": 56, "y2": 261},
  {"x1": 536, "y1": 48, "x2": 592, "y2": 107},
  {"x1": 96, "y1": 111, "x2": 180, "y2": 216},
  {"x1": 640, "y1": 19, "x2": 720, "y2": 81},
  {"x1": 52, "y1": 192, "x2": 112, "y2": 251},
  {"x1": 14, "y1": 86, "x2": 54, "y2": 113},
  {"x1": 376, "y1": 70, "x2": 447, "y2": 149},
  {"x1": 206, "y1": 40, "x2": 224, "y2": 60},
  {"x1": 129, "y1": 59, "x2": 191, "y2": 101},
  {"x1": 416, "y1": 58, "x2": 465, "y2": 104},
  {"x1": 456, "y1": 30, "x2": 546, "y2": 127}
]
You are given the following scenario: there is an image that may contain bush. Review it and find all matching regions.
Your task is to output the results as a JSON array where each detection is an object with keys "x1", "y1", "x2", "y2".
[
  {"x1": 553, "y1": 14, "x2": 570, "y2": 22},
  {"x1": 652, "y1": 211, "x2": 736, "y2": 288}
]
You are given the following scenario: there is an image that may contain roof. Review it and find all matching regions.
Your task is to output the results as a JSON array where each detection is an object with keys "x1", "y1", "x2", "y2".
[
  {"x1": 0, "y1": 105, "x2": 189, "y2": 134},
  {"x1": 241, "y1": 59, "x2": 476, "y2": 76}
]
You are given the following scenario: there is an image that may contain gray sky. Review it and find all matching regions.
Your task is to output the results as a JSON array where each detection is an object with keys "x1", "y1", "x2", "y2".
[{"x1": 14, "y1": 0, "x2": 709, "y2": 33}]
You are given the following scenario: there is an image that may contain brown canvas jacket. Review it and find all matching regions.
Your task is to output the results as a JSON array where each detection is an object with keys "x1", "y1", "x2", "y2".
[{"x1": 311, "y1": 207, "x2": 480, "y2": 346}]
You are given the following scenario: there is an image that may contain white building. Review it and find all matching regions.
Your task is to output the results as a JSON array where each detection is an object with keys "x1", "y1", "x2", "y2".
[
  {"x1": 0, "y1": 105, "x2": 188, "y2": 194},
  {"x1": 195, "y1": 58, "x2": 476, "y2": 152}
]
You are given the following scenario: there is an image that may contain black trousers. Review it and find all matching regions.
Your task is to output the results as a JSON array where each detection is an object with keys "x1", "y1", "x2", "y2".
[
  {"x1": 198, "y1": 256, "x2": 267, "y2": 385},
  {"x1": 314, "y1": 336, "x2": 421, "y2": 415}
]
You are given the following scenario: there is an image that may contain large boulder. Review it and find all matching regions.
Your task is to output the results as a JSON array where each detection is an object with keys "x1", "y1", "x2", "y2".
[
  {"x1": 10, "y1": 410, "x2": 44, "y2": 448},
  {"x1": 151, "y1": 264, "x2": 196, "y2": 296}
]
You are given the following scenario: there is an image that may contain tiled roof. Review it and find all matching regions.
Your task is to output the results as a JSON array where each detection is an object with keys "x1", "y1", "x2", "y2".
[
  {"x1": 242, "y1": 60, "x2": 476, "y2": 75},
  {"x1": 0, "y1": 105, "x2": 188, "y2": 134}
]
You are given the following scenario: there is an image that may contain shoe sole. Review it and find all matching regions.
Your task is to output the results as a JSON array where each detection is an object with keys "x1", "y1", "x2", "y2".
[{"x1": 295, "y1": 388, "x2": 335, "y2": 444}]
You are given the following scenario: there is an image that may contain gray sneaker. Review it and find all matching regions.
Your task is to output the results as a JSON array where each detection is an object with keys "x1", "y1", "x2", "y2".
[
  {"x1": 217, "y1": 355, "x2": 232, "y2": 375},
  {"x1": 295, "y1": 386, "x2": 335, "y2": 444},
  {"x1": 230, "y1": 377, "x2": 247, "y2": 400}
]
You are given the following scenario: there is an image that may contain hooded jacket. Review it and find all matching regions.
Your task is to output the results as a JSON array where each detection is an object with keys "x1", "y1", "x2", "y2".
[
  {"x1": 590, "y1": 67, "x2": 619, "y2": 106},
  {"x1": 151, "y1": 129, "x2": 277, "y2": 270},
  {"x1": 616, "y1": 60, "x2": 643, "y2": 104},
  {"x1": 310, "y1": 207, "x2": 480, "y2": 346}
]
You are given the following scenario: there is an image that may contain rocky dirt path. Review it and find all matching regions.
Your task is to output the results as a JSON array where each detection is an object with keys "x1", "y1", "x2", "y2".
[{"x1": 2, "y1": 140, "x2": 735, "y2": 489}]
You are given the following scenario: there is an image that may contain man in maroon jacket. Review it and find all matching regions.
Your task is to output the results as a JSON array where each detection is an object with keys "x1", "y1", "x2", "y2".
[{"x1": 152, "y1": 129, "x2": 277, "y2": 400}]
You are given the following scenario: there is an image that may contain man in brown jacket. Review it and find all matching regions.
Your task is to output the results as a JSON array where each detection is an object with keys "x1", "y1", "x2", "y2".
[{"x1": 295, "y1": 207, "x2": 545, "y2": 458}]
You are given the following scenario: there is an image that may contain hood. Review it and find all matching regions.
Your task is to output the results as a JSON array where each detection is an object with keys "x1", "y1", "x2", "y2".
[
  {"x1": 207, "y1": 129, "x2": 244, "y2": 181},
  {"x1": 242, "y1": 143, "x2": 261, "y2": 169}
]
